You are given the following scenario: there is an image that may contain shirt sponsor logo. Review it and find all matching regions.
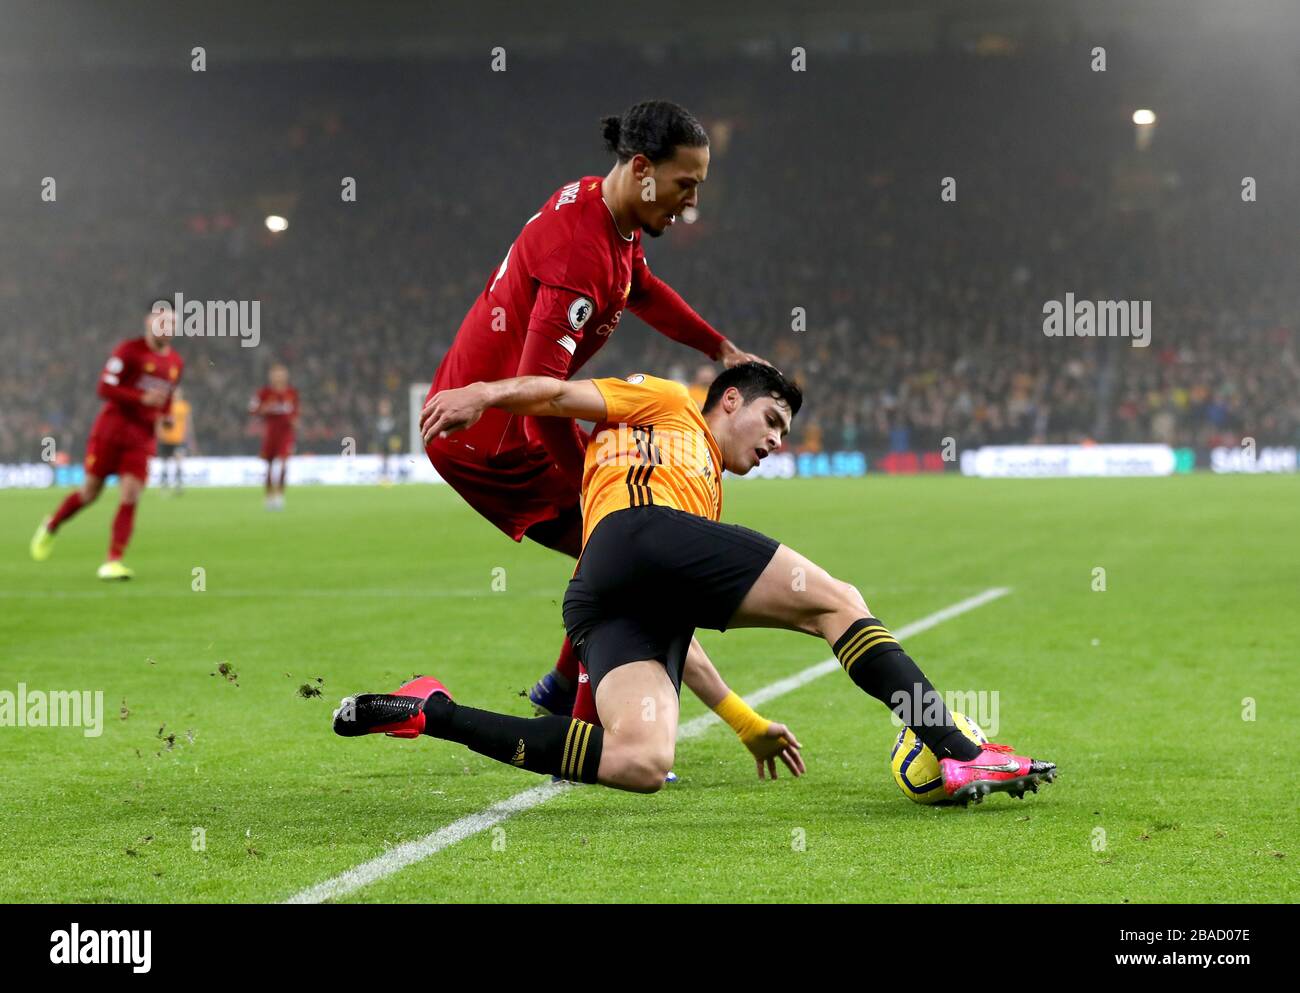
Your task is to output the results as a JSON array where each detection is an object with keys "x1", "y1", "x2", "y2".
[
  {"x1": 594, "y1": 308, "x2": 624, "y2": 337},
  {"x1": 137, "y1": 374, "x2": 174, "y2": 396}
]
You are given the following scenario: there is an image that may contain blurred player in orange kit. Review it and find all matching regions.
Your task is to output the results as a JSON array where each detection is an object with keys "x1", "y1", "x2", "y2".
[
  {"x1": 156, "y1": 385, "x2": 194, "y2": 495},
  {"x1": 31, "y1": 303, "x2": 184, "y2": 580},
  {"x1": 249, "y1": 364, "x2": 298, "y2": 510}
]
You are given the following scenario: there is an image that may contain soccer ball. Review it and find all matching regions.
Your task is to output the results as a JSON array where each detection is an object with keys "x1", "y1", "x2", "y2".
[{"x1": 890, "y1": 712, "x2": 988, "y2": 804}]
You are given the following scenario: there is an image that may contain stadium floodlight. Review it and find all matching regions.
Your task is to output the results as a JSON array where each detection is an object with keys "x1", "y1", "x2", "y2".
[
  {"x1": 1132, "y1": 109, "x2": 1157, "y2": 125},
  {"x1": 265, "y1": 215, "x2": 289, "y2": 232},
  {"x1": 681, "y1": 206, "x2": 699, "y2": 224}
]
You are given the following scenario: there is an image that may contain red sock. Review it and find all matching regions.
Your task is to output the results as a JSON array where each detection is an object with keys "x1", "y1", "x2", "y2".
[
  {"x1": 108, "y1": 502, "x2": 137, "y2": 560},
  {"x1": 555, "y1": 635, "x2": 581, "y2": 682},
  {"x1": 48, "y1": 491, "x2": 85, "y2": 532},
  {"x1": 572, "y1": 662, "x2": 600, "y2": 726}
]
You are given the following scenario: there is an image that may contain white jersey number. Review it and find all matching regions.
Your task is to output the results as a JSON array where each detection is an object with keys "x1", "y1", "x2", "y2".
[{"x1": 489, "y1": 211, "x2": 541, "y2": 296}]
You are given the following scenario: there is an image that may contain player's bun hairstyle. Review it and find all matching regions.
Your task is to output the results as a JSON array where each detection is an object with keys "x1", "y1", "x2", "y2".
[
  {"x1": 601, "y1": 100, "x2": 709, "y2": 163},
  {"x1": 703, "y1": 362, "x2": 803, "y2": 418}
]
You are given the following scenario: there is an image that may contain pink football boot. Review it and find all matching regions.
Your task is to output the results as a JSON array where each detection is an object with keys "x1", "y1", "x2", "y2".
[
  {"x1": 332, "y1": 675, "x2": 452, "y2": 740},
  {"x1": 940, "y1": 742, "x2": 1057, "y2": 805}
]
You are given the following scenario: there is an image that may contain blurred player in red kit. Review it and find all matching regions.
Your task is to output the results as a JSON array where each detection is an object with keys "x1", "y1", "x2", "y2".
[
  {"x1": 249, "y1": 364, "x2": 298, "y2": 510},
  {"x1": 422, "y1": 100, "x2": 800, "y2": 777},
  {"x1": 30, "y1": 303, "x2": 184, "y2": 580}
]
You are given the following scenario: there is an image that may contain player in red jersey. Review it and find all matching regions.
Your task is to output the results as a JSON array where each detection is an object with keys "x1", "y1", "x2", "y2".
[
  {"x1": 30, "y1": 304, "x2": 184, "y2": 580},
  {"x1": 425, "y1": 100, "x2": 801, "y2": 777},
  {"x1": 249, "y1": 364, "x2": 298, "y2": 511}
]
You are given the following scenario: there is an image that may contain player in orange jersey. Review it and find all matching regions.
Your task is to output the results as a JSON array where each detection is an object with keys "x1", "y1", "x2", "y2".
[{"x1": 337, "y1": 364, "x2": 1055, "y2": 804}]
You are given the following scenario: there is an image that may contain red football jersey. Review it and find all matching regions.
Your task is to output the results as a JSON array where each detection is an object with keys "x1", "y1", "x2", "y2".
[
  {"x1": 91, "y1": 337, "x2": 184, "y2": 446},
  {"x1": 250, "y1": 387, "x2": 299, "y2": 433},
  {"x1": 431, "y1": 176, "x2": 650, "y2": 461}
]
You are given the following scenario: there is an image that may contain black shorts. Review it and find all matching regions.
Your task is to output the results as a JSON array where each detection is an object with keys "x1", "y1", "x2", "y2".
[
  {"x1": 562, "y1": 506, "x2": 780, "y2": 696},
  {"x1": 158, "y1": 443, "x2": 182, "y2": 458}
]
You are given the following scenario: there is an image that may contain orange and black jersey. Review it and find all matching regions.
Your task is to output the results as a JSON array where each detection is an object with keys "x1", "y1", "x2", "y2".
[{"x1": 581, "y1": 374, "x2": 723, "y2": 548}]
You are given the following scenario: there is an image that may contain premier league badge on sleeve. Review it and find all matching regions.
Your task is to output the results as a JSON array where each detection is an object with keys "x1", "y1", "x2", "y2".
[{"x1": 567, "y1": 297, "x2": 593, "y2": 331}]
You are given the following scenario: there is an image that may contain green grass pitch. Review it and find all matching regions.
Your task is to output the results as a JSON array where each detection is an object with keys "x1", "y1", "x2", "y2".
[{"x1": 1, "y1": 474, "x2": 1294, "y2": 903}]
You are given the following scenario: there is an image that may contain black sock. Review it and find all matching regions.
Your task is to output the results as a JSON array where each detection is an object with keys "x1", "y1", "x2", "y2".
[
  {"x1": 833, "y1": 618, "x2": 982, "y2": 761},
  {"x1": 422, "y1": 696, "x2": 603, "y2": 783}
]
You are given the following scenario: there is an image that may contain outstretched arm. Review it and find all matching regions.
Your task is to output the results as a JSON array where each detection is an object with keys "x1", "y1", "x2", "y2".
[
  {"x1": 516, "y1": 329, "x2": 588, "y2": 482},
  {"x1": 682, "y1": 637, "x2": 805, "y2": 780},
  {"x1": 421, "y1": 376, "x2": 606, "y2": 444}
]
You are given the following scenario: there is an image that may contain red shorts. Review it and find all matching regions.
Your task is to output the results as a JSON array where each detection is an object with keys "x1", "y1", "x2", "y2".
[
  {"x1": 427, "y1": 438, "x2": 580, "y2": 542},
  {"x1": 85, "y1": 432, "x2": 153, "y2": 481},
  {"x1": 260, "y1": 430, "x2": 295, "y2": 461}
]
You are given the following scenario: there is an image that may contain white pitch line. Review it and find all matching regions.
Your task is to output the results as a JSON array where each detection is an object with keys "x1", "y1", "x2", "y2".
[
  {"x1": 284, "y1": 782, "x2": 571, "y2": 905},
  {"x1": 677, "y1": 585, "x2": 1012, "y2": 737},
  {"x1": 285, "y1": 586, "x2": 1011, "y2": 904}
]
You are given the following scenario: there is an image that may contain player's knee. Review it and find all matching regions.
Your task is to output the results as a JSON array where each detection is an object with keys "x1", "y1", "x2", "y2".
[
  {"x1": 611, "y1": 741, "x2": 675, "y2": 794},
  {"x1": 838, "y1": 581, "x2": 870, "y2": 616},
  {"x1": 810, "y1": 580, "x2": 870, "y2": 638},
  {"x1": 628, "y1": 747, "x2": 675, "y2": 793}
]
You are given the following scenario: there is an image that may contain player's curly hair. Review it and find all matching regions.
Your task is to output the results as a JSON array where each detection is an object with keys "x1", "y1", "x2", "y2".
[
  {"x1": 601, "y1": 100, "x2": 709, "y2": 163},
  {"x1": 703, "y1": 362, "x2": 803, "y2": 417}
]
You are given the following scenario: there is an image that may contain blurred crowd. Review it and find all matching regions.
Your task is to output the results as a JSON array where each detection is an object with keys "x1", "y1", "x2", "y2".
[{"x1": 1, "y1": 49, "x2": 1296, "y2": 463}]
